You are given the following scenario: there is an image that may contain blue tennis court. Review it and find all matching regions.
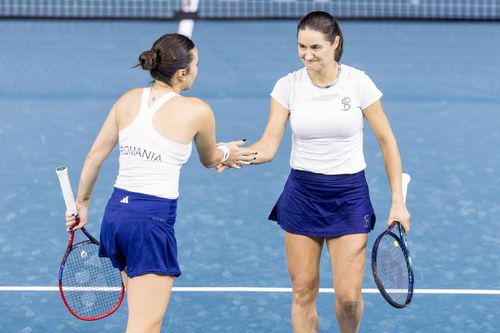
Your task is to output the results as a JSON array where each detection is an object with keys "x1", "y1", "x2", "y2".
[{"x1": 1, "y1": 7, "x2": 499, "y2": 333}]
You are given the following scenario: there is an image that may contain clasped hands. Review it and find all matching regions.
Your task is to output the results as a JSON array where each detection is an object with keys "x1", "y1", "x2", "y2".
[{"x1": 216, "y1": 140, "x2": 257, "y2": 174}]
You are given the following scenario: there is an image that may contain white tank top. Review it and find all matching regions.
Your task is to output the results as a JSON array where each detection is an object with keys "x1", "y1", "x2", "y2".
[{"x1": 114, "y1": 87, "x2": 192, "y2": 199}]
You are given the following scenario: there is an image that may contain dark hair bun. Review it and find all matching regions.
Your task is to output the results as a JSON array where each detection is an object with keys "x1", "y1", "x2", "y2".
[
  {"x1": 139, "y1": 50, "x2": 157, "y2": 70},
  {"x1": 137, "y1": 33, "x2": 195, "y2": 85}
]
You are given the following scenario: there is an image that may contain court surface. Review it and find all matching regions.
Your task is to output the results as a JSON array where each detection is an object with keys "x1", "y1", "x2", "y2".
[{"x1": 0, "y1": 19, "x2": 499, "y2": 332}]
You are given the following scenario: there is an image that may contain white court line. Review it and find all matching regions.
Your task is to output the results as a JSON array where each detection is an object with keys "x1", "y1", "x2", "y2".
[
  {"x1": 0, "y1": 286, "x2": 499, "y2": 295},
  {"x1": 177, "y1": 0, "x2": 199, "y2": 38}
]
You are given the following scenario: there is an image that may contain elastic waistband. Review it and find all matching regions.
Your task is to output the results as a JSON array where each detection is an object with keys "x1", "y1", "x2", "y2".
[
  {"x1": 290, "y1": 169, "x2": 365, "y2": 186},
  {"x1": 112, "y1": 187, "x2": 177, "y2": 202},
  {"x1": 110, "y1": 187, "x2": 177, "y2": 214}
]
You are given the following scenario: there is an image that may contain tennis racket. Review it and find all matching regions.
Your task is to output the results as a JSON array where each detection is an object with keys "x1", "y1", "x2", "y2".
[
  {"x1": 56, "y1": 166, "x2": 125, "y2": 320},
  {"x1": 371, "y1": 173, "x2": 414, "y2": 308}
]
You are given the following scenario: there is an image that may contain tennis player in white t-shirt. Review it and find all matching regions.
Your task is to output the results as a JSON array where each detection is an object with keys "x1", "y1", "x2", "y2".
[{"x1": 219, "y1": 11, "x2": 411, "y2": 333}]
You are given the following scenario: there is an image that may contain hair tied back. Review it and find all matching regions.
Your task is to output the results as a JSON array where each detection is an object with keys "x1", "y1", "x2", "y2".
[
  {"x1": 168, "y1": 48, "x2": 177, "y2": 60},
  {"x1": 139, "y1": 50, "x2": 157, "y2": 70}
]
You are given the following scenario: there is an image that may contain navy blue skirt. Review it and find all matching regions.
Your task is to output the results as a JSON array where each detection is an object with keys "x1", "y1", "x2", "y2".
[
  {"x1": 268, "y1": 169, "x2": 376, "y2": 237},
  {"x1": 98, "y1": 187, "x2": 181, "y2": 278}
]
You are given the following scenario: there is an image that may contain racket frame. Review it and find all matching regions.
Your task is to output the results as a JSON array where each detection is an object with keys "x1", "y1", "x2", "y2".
[
  {"x1": 371, "y1": 172, "x2": 414, "y2": 308},
  {"x1": 371, "y1": 221, "x2": 414, "y2": 308},
  {"x1": 56, "y1": 166, "x2": 125, "y2": 321}
]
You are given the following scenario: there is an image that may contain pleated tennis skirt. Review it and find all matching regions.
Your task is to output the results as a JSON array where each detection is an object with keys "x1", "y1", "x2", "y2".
[
  {"x1": 98, "y1": 187, "x2": 181, "y2": 278},
  {"x1": 268, "y1": 169, "x2": 376, "y2": 237}
]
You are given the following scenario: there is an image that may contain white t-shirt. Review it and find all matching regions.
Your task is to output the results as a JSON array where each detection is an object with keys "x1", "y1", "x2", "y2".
[{"x1": 270, "y1": 64, "x2": 382, "y2": 175}]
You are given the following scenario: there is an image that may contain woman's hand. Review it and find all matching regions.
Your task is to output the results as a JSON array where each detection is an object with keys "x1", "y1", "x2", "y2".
[
  {"x1": 65, "y1": 201, "x2": 89, "y2": 232},
  {"x1": 216, "y1": 163, "x2": 230, "y2": 174},
  {"x1": 217, "y1": 140, "x2": 257, "y2": 173},
  {"x1": 387, "y1": 201, "x2": 411, "y2": 234}
]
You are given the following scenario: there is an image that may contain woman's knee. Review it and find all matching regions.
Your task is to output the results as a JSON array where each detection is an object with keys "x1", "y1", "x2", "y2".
[
  {"x1": 291, "y1": 277, "x2": 319, "y2": 306},
  {"x1": 335, "y1": 293, "x2": 362, "y2": 313}
]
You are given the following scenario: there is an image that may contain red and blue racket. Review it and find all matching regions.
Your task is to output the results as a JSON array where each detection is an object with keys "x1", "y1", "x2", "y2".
[
  {"x1": 371, "y1": 173, "x2": 414, "y2": 308},
  {"x1": 56, "y1": 166, "x2": 125, "y2": 320}
]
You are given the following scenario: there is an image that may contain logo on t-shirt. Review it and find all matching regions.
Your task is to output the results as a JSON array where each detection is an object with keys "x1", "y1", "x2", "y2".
[{"x1": 341, "y1": 97, "x2": 351, "y2": 111}]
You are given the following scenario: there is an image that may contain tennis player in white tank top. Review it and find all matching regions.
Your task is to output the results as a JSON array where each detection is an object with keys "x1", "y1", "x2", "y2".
[
  {"x1": 65, "y1": 34, "x2": 256, "y2": 333},
  {"x1": 114, "y1": 87, "x2": 193, "y2": 199},
  {"x1": 219, "y1": 12, "x2": 411, "y2": 333}
]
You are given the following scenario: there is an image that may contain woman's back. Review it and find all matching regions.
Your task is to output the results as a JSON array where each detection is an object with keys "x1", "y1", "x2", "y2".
[
  {"x1": 65, "y1": 33, "x2": 255, "y2": 333},
  {"x1": 114, "y1": 87, "x2": 199, "y2": 199}
]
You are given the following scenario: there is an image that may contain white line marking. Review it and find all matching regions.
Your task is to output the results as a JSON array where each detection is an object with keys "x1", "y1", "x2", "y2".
[
  {"x1": 63, "y1": 287, "x2": 123, "y2": 292},
  {"x1": 0, "y1": 286, "x2": 499, "y2": 295},
  {"x1": 177, "y1": 0, "x2": 199, "y2": 38},
  {"x1": 178, "y1": 20, "x2": 195, "y2": 38}
]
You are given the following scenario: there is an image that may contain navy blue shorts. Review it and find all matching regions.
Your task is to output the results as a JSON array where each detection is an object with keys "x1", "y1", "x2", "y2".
[
  {"x1": 268, "y1": 169, "x2": 376, "y2": 237},
  {"x1": 98, "y1": 187, "x2": 181, "y2": 278}
]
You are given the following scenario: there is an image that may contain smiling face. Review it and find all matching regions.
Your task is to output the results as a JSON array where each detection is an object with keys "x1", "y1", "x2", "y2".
[{"x1": 298, "y1": 28, "x2": 340, "y2": 71}]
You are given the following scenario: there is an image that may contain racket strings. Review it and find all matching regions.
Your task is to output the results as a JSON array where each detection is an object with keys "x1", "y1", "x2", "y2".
[
  {"x1": 375, "y1": 234, "x2": 410, "y2": 305},
  {"x1": 61, "y1": 242, "x2": 122, "y2": 318}
]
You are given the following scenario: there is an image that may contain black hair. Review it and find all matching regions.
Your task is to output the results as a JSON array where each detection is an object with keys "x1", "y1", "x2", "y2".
[
  {"x1": 138, "y1": 33, "x2": 195, "y2": 85},
  {"x1": 297, "y1": 11, "x2": 344, "y2": 62}
]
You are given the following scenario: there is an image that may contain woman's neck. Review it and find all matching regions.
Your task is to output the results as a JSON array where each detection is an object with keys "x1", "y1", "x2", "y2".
[
  {"x1": 307, "y1": 62, "x2": 340, "y2": 88},
  {"x1": 152, "y1": 80, "x2": 181, "y2": 94}
]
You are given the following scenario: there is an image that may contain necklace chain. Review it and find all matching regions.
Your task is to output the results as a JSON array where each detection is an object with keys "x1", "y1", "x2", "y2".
[
  {"x1": 308, "y1": 63, "x2": 342, "y2": 89},
  {"x1": 151, "y1": 82, "x2": 175, "y2": 102}
]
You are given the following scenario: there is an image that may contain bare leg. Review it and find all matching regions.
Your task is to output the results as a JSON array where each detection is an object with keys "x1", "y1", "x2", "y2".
[
  {"x1": 125, "y1": 274, "x2": 174, "y2": 333},
  {"x1": 326, "y1": 234, "x2": 368, "y2": 333},
  {"x1": 121, "y1": 270, "x2": 128, "y2": 290},
  {"x1": 285, "y1": 231, "x2": 324, "y2": 333}
]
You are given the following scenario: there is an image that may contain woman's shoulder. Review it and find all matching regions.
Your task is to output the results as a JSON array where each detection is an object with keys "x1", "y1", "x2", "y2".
[
  {"x1": 168, "y1": 96, "x2": 213, "y2": 120},
  {"x1": 277, "y1": 67, "x2": 307, "y2": 82},
  {"x1": 340, "y1": 64, "x2": 372, "y2": 80},
  {"x1": 273, "y1": 67, "x2": 308, "y2": 90},
  {"x1": 180, "y1": 96, "x2": 210, "y2": 111},
  {"x1": 114, "y1": 87, "x2": 144, "y2": 106},
  {"x1": 115, "y1": 88, "x2": 207, "y2": 107}
]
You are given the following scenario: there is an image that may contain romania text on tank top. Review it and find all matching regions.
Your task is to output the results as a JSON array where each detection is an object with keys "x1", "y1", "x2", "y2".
[
  {"x1": 114, "y1": 87, "x2": 192, "y2": 199},
  {"x1": 270, "y1": 64, "x2": 383, "y2": 175}
]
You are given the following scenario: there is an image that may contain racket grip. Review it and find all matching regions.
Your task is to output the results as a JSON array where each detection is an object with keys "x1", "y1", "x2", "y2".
[
  {"x1": 56, "y1": 166, "x2": 78, "y2": 215},
  {"x1": 402, "y1": 173, "x2": 411, "y2": 204}
]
